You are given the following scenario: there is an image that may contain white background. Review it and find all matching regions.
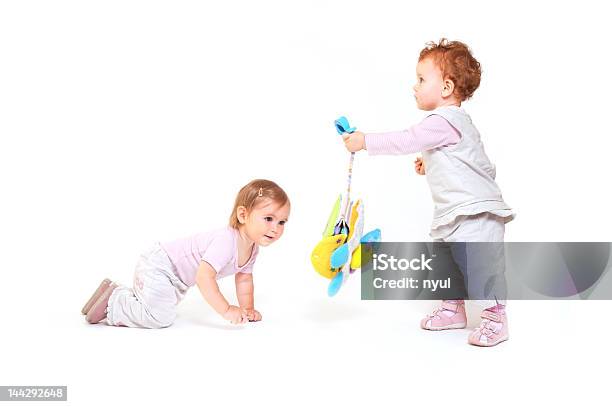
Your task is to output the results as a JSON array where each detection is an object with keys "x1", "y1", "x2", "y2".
[{"x1": 1, "y1": 1, "x2": 611, "y2": 406}]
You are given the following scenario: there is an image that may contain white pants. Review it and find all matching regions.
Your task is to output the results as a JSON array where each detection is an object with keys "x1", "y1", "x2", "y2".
[
  {"x1": 431, "y1": 212, "x2": 506, "y2": 309},
  {"x1": 106, "y1": 243, "x2": 188, "y2": 328}
]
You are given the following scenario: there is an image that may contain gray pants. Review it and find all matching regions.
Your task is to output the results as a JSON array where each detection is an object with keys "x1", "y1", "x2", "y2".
[
  {"x1": 432, "y1": 213, "x2": 507, "y2": 308},
  {"x1": 106, "y1": 243, "x2": 188, "y2": 328}
]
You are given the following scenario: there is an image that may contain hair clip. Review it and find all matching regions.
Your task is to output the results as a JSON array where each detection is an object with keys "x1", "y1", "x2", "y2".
[{"x1": 258, "y1": 187, "x2": 263, "y2": 197}]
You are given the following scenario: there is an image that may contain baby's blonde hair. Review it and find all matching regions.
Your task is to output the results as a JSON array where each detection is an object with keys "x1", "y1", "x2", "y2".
[{"x1": 229, "y1": 179, "x2": 290, "y2": 229}]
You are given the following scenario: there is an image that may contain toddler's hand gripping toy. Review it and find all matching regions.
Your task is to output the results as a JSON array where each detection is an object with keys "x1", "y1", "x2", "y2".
[{"x1": 310, "y1": 117, "x2": 381, "y2": 296}]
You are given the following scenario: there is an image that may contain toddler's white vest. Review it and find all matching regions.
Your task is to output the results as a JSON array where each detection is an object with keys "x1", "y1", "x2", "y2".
[{"x1": 421, "y1": 106, "x2": 515, "y2": 231}]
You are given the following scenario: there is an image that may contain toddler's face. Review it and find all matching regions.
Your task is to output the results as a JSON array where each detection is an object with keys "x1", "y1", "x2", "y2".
[
  {"x1": 243, "y1": 199, "x2": 290, "y2": 247},
  {"x1": 413, "y1": 57, "x2": 447, "y2": 111}
]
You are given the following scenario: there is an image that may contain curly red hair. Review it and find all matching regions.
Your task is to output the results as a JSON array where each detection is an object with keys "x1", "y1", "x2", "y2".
[{"x1": 419, "y1": 38, "x2": 482, "y2": 101}]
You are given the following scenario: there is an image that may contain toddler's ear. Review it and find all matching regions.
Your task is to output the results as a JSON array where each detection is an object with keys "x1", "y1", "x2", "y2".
[
  {"x1": 236, "y1": 206, "x2": 248, "y2": 224},
  {"x1": 442, "y1": 78, "x2": 455, "y2": 98}
]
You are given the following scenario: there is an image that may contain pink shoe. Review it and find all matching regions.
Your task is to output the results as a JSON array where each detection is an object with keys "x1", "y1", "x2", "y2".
[
  {"x1": 468, "y1": 309, "x2": 509, "y2": 347},
  {"x1": 421, "y1": 300, "x2": 467, "y2": 330},
  {"x1": 81, "y1": 278, "x2": 112, "y2": 315},
  {"x1": 85, "y1": 283, "x2": 118, "y2": 324}
]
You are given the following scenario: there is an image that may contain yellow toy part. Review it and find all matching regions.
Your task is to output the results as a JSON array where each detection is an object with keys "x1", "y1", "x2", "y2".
[
  {"x1": 310, "y1": 233, "x2": 347, "y2": 279},
  {"x1": 350, "y1": 242, "x2": 374, "y2": 270},
  {"x1": 350, "y1": 245, "x2": 362, "y2": 269}
]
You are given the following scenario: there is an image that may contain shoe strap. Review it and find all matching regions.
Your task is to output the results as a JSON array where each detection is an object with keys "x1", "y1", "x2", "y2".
[
  {"x1": 481, "y1": 310, "x2": 502, "y2": 322},
  {"x1": 441, "y1": 301, "x2": 463, "y2": 312}
]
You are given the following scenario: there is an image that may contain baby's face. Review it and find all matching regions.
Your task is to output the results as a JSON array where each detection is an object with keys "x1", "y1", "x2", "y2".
[
  {"x1": 243, "y1": 199, "x2": 290, "y2": 247},
  {"x1": 413, "y1": 57, "x2": 446, "y2": 111}
]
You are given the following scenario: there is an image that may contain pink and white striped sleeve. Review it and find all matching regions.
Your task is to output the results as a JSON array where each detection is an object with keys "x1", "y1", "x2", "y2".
[{"x1": 364, "y1": 114, "x2": 461, "y2": 155}]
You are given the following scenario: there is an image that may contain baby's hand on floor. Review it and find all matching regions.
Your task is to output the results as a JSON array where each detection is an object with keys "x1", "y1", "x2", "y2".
[
  {"x1": 223, "y1": 305, "x2": 248, "y2": 324},
  {"x1": 243, "y1": 308, "x2": 262, "y2": 322},
  {"x1": 414, "y1": 156, "x2": 426, "y2": 175},
  {"x1": 342, "y1": 131, "x2": 366, "y2": 152}
]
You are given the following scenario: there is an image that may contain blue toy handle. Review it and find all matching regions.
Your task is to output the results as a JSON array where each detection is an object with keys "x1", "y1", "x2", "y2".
[
  {"x1": 335, "y1": 116, "x2": 357, "y2": 135},
  {"x1": 328, "y1": 273, "x2": 343, "y2": 297}
]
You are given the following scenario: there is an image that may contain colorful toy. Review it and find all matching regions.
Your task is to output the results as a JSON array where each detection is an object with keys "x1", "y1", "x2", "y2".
[{"x1": 310, "y1": 116, "x2": 381, "y2": 296}]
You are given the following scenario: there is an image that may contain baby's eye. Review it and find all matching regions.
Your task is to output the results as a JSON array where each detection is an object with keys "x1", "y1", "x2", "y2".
[
  {"x1": 264, "y1": 217, "x2": 273, "y2": 222},
  {"x1": 419, "y1": 77, "x2": 424, "y2": 83},
  {"x1": 279, "y1": 220, "x2": 286, "y2": 226}
]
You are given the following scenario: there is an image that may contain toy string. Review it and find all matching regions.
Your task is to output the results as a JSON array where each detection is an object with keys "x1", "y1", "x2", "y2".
[
  {"x1": 342, "y1": 152, "x2": 355, "y2": 220},
  {"x1": 333, "y1": 116, "x2": 357, "y2": 236}
]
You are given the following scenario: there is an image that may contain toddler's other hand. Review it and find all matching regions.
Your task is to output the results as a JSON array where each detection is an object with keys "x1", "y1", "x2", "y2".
[
  {"x1": 342, "y1": 131, "x2": 366, "y2": 152},
  {"x1": 243, "y1": 308, "x2": 262, "y2": 322},
  {"x1": 223, "y1": 305, "x2": 248, "y2": 324},
  {"x1": 414, "y1": 156, "x2": 426, "y2": 175}
]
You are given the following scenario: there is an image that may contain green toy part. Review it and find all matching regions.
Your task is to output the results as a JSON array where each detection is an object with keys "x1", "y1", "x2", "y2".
[{"x1": 322, "y1": 195, "x2": 341, "y2": 237}]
